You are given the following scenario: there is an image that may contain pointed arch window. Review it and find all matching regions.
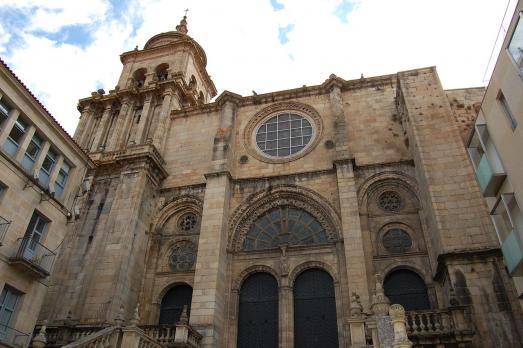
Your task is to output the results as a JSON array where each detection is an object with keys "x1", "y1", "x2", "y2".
[{"x1": 243, "y1": 206, "x2": 328, "y2": 251}]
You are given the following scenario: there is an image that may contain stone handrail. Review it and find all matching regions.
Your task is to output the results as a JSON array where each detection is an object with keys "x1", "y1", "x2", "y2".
[
  {"x1": 141, "y1": 325, "x2": 176, "y2": 345},
  {"x1": 405, "y1": 309, "x2": 452, "y2": 336},
  {"x1": 61, "y1": 326, "x2": 119, "y2": 348}
]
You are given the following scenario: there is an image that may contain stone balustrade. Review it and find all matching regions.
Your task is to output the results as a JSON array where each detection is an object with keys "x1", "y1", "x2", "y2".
[
  {"x1": 61, "y1": 327, "x2": 119, "y2": 348},
  {"x1": 34, "y1": 322, "x2": 202, "y2": 348}
]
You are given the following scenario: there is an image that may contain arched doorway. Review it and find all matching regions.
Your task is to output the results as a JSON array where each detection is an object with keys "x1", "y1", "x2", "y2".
[
  {"x1": 159, "y1": 284, "x2": 193, "y2": 325},
  {"x1": 293, "y1": 268, "x2": 338, "y2": 348},
  {"x1": 384, "y1": 269, "x2": 430, "y2": 310},
  {"x1": 237, "y1": 272, "x2": 278, "y2": 348}
]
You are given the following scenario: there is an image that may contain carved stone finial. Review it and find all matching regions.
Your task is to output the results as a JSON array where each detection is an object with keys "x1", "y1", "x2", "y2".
[
  {"x1": 350, "y1": 292, "x2": 364, "y2": 318},
  {"x1": 32, "y1": 320, "x2": 47, "y2": 348},
  {"x1": 371, "y1": 273, "x2": 390, "y2": 315},
  {"x1": 129, "y1": 303, "x2": 140, "y2": 327},
  {"x1": 114, "y1": 305, "x2": 125, "y2": 326},
  {"x1": 389, "y1": 304, "x2": 413, "y2": 348},
  {"x1": 178, "y1": 305, "x2": 189, "y2": 325},
  {"x1": 176, "y1": 15, "x2": 188, "y2": 34}
]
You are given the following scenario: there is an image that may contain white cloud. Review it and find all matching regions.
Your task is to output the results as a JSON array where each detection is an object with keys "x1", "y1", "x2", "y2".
[{"x1": 0, "y1": 0, "x2": 517, "y2": 134}]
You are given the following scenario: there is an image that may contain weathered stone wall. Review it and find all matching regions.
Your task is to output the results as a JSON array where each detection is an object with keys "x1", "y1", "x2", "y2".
[{"x1": 445, "y1": 87, "x2": 484, "y2": 144}]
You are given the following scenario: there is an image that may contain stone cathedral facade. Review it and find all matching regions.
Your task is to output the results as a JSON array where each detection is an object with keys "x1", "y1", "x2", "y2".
[{"x1": 38, "y1": 17, "x2": 523, "y2": 347}]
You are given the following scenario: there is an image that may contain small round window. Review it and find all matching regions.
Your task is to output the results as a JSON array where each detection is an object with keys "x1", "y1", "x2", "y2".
[
  {"x1": 378, "y1": 191, "x2": 403, "y2": 212},
  {"x1": 255, "y1": 113, "x2": 313, "y2": 157},
  {"x1": 383, "y1": 229, "x2": 412, "y2": 254},
  {"x1": 178, "y1": 213, "x2": 198, "y2": 233}
]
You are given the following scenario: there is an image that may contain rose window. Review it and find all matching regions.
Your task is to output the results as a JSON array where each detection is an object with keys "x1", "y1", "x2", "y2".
[
  {"x1": 378, "y1": 191, "x2": 403, "y2": 212},
  {"x1": 178, "y1": 213, "x2": 198, "y2": 233},
  {"x1": 169, "y1": 241, "x2": 197, "y2": 272},
  {"x1": 255, "y1": 113, "x2": 313, "y2": 157}
]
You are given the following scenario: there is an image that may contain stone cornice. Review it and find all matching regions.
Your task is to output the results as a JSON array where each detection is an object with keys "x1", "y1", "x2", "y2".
[
  {"x1": 433, "y1": 247, "x2": 503, "y2": 281},
  {"x1": 170, "y1": 72, "x2": 399, "y2": 119},
  {"x1": 89, "y1": 144, "x2": 168, "y2": 185}
]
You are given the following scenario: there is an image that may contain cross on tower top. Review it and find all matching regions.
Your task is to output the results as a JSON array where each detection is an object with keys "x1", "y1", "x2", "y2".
[{"x1": 184, "y1": 8, "x2": 189, "y2": 17}]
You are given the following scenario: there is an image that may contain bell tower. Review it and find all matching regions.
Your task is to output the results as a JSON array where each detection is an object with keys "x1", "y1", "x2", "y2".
[
  {"x1": 73, "y1": 15, "x2": 217, "y2": 155},
  {"x1": 41, "y1": 16, "x2": 216, "y2": 325}
]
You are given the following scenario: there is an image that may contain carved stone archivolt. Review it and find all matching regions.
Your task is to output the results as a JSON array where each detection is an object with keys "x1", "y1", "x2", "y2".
[
  {"x1": 288, "y1": 260, "x2": 339, "y2": 286},
  {"x1": 228, "y1": 185, "x2": 342, "y2": 251},
  {"x1": 243, "y1": 101, "x2": 324, "y2": 163},
  {"x1": 233, "y1": 264, "x2": 280, "y2": 291},
  {"x1": 151, "y1": 194, "x2": 203, "y2": 234},
  {"x1": 357, "y1": 171, "x2": 419, "y2": 215}
]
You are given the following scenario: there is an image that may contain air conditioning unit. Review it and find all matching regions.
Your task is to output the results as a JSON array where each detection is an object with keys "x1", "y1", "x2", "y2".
[
  {"x1": 48, "y1": 187, "x2": 56, "y2": 197},
  {"x1": 32, "y1": 171, "x2": 39, "y2": 181}
]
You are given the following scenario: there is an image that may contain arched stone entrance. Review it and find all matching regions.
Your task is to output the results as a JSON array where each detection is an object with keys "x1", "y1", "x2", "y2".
[
  {"x1": 237, "y1": 272, "x2": 279, "y2": 348},
  {"x1": 293, "y1": 268, "x2": 338, "y2": 348}
]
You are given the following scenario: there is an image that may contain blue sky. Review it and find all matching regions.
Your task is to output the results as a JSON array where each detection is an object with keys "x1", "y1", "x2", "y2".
[{"x1": 0, "y1": 0, "x2": 517, "y2": 133}]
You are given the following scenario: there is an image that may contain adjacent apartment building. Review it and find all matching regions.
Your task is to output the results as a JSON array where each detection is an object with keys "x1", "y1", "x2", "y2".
[
  {"x1": 0, "y1": 58, "x2": 92, "y2": 347},
  {"x1": 467, "y1": 0, "x2": 523, "y2": 308}
]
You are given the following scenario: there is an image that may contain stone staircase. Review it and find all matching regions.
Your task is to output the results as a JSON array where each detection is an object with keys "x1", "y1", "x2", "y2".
[{"x1": 31, "y1": 306, "x2": 202, "y2": 348}]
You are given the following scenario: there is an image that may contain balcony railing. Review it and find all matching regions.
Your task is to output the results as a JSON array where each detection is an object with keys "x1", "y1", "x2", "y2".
[
  {"x1": 475, "y1": 154, "x2": 506, "y2": 196},
  {"x1": 0, "y1": 324, "x2": 30, "y2": 348},
  {"x1": 405, "y1": 307, "x2": 474, "y2": 346},
  {"x1": 502, "y1": 229, "x2": 523, "y2": 276},
  {"x1": 0, "y1": 215, "x2": 10, "y2": 245},
  {"x1": 9, "y1": 237, "x2": 56, "y2": 277}
]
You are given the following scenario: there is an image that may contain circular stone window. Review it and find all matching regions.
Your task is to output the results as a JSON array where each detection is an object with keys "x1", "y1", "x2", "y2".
[
  {"x1": 169, "y1": 241, "x2": 196, "y2": 272},
  {"x1": 178, "y1": 213, "x2": 198, "y2": 233},
  {"x1": 243, "y1": 102, "x2": 323, "y2": 164},
  {"x1": 254, "y1": 113, "x2": 313, "y2": 158},
  {"x1": 378, "y1": 191, "x2": 403, "y2": 212},
  {"x1": 382, "y1": 229, "x2": 412, "y2": 254}
]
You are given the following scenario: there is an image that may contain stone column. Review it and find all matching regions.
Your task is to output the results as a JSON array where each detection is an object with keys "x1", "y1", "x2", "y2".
[
  {"x1": 79, "y1": 105, "x2": 101, "y2": 150},
  {"x1": 14, "y1": 124, "x2": 36, "y2": 162},
  {"x1": 280, "y1": 284, "x2": 292, "y2": 348},
  {"x1": 328, "y1": 81, "x2": 350, "y2": 160},
  {"x1": 0, "y1": 108, "x2": 20, "y2": 145},
  {"x1": 133, "y1": 92, "x2": 154, "y2": 145},
  {"x1": 32, "y1": 140, "x2": 50, "y2": 177},
  {"x1": 211, "y1": 92, "x2": 242, "y2": 172},
  {"x1": 335, "y1": 159, "x2": 370, "y2": 306},
  {"x1": 48, "y1": 155, "x2": 64, "y2": 191},
  {"x1": 152, "y1": 88, "x2": 175, "y2": 153},
  {"x1": 371, "y1": 273, "x2": 393, "y2": 348},
  {"x1": 190, "y1": 171, "x2": 232, "y2": 347},
  {"x1": 90, "y1": 104, "x2": 112, "y2": 152},
  {"x1": 73, "y1": 104, "x2": 92, "y2": 143},
  {"x1": 106, "y1": 97, "x2": 132, "y2": 150}
]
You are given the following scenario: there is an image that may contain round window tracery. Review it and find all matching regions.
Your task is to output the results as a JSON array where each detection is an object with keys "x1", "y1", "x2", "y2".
[
  {"x1": 178, "y1": 213, "x2": 198, "y2": 233},
  {"x1": 382, "y1": 229, "x2": 412, "y2": 254},
  {"x1": 169, "y1": 241, "x2": 196, "y2": 272},
  {"x1": 255, "y1": 113, "x2": 313, "y2": 158},
  {"x1": 378, "y1": 191, "x2": 403, "y2": 212},
  {"x1": 243, "y1": 206, "x2": 328, "y2": 251}
]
